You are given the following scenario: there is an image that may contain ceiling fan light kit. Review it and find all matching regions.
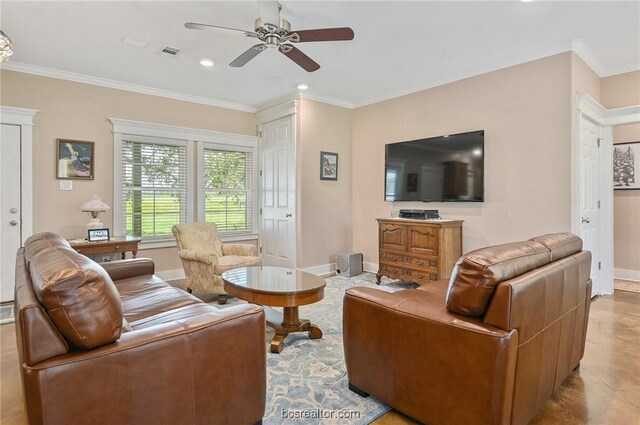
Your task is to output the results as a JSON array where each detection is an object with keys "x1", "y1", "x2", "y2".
[{"x1": 185, "y1": 1, "x2": 354, "y2": 72}]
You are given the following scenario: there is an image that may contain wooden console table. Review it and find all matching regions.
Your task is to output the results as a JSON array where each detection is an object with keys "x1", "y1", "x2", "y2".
[
  {"x1": 376, "y1": 218, "x2": 463, "y2": 285},
  {"x1": 68, "y1": 236, "x2": 142, "y2": 260}
]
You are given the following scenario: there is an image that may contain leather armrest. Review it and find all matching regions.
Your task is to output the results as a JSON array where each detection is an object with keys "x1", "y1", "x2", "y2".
[
  {"x1": 177, "y1": 249, "x2": 220, "y2": 265},
  {"x1": 222, "y1": 244, "x2": 257, "y2": 256},
  {"x1": 100, "y1": 258, "x2": 155, "y2": 281},
  {"x1": 343, "y1": 287, "x2": 518, "y2": 425},
  {"x1": 22, "y1": 304, "x2": 266, "y2": 425}
]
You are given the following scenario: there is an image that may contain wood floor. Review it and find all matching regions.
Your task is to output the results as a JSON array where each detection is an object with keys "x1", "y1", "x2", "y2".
[{"x1": 2, "y1": 290, "x2": 639, "y2": 424}]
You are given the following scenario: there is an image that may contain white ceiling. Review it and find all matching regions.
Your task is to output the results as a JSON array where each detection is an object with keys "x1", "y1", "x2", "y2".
[{"x1": 2, "y1": 1, "x2": 639, "y2": 111}]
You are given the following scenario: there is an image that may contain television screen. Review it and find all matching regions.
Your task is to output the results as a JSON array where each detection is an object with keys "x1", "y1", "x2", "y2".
[{"x1": 385, "y1": 130, "x2": 484, "y2": 202}]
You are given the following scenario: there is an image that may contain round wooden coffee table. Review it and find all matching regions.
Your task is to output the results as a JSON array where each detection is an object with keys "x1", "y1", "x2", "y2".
[{"x1": 221, "y1": 266, "x2": 326, "y2": 353}]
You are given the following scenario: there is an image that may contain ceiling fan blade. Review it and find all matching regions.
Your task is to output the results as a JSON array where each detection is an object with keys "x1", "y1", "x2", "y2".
[
  {"x1": 230, "y1": 44, "x2": 267, "y2": 67},
  {"x1": 257, "y1": 0, "x2": 280, "y2": 25},
  {"x1": 287, "y1": 27, "x2": 354, "y2": 43},
  {"x1": 185, "y1": 22, "x2": 257, "y2": 38},
  {"x1": 279, "y1": 45, "x2": 320, "y2": 72}
]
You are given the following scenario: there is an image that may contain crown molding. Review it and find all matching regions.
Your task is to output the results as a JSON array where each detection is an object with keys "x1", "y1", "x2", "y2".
[
  {"x1": 0, "y1": 61, "x2": 257, "y2": 113},
  {"x1": 297, "y1": 92, "x2": 354, "y2": 109},
  {"x1": 571, "y1": 39, "x2": 605, "y2": 77}
]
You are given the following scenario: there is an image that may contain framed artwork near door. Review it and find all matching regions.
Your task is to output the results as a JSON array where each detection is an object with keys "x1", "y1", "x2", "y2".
[
  {"x1": 613, "y1": 141, "x2": 639, "y2": 190},
  {"x1": 320, "y1": 151, "x2": 338, "y2": 181},
  {"x1": 56, "y1": 139, "x2": 95, "y2": 179}
]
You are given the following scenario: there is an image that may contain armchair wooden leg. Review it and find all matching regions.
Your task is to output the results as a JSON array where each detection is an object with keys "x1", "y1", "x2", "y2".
[
  {"x1": 218, "y1": 294, "x2": 228, "y2": 305},
  {"x1": 187, "y1": 288, "x2": 193, "y2": 294}
]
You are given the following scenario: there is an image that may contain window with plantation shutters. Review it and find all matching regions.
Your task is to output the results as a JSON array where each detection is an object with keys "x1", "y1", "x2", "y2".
[
  {"x1": 201, "y1": 146, "x2": 254, "y2": 233},
  {"x1": 121, "y1": 139, "x2": 188, "y2": 242}
]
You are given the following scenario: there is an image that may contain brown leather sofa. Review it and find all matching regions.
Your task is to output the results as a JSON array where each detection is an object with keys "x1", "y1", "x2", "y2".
[
  {"x1": 344, "y1": 233, "x2": 592, "y2": 425},
  {"x1": 14, "y1": 232, "x2": 266, "y2": 425}
]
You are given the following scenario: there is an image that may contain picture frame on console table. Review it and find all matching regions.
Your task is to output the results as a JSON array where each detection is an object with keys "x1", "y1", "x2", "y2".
[
  {"x1": 87, "y1": 228, "x2": 110, "y2": 242},
  {"x1": 320, "y1": 151, "x2": 338, "y2": 181},
  {"x1": 613, "y1": 141, "x2": 639, "y2": 190}
]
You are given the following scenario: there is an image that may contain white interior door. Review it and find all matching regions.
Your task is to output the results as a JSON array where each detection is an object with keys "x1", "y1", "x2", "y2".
[
  {"x1": 1, "y1": 124, "x2": 23, "y2": 302},
  {"x1": 579, "y1": 117, "x2": 602, "y2": 296},
  {"x1": 260, "y1": 116, "x2": 296, "y2": 267}
]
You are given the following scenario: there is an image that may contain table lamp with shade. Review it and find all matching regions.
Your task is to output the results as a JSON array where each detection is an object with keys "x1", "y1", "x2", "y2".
[{"x1": 81, "y1": 194, "x2": 110, "y2": 229}]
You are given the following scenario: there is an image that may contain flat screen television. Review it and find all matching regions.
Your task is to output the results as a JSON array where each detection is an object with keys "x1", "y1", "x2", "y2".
[{"x1": 384, "y1": 130, "x2": 484, "y2": 202}]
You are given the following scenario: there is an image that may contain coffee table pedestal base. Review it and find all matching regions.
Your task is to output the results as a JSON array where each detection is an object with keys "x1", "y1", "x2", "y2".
[{"x1": 265, "y1": 306, "x2": 322, "y2": 353}]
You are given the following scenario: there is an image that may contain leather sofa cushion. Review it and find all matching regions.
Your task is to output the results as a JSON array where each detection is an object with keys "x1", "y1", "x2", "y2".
[
  {"x1": 446, "y1": 240, "x2": 550, "y2": 317},
  {"x1": 529, "y1": 232, "x2": 582, "y2": 262},
  {"x1": 25, "y1": 233, "x2": 123, "y2": 349},
  {"x1": 116, "y1": 274, "x2": 202, "y2": 323}
]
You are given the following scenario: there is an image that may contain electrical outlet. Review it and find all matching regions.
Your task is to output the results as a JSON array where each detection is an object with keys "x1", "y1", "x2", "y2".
[{"x1": 100, "y1": 256, "x2": 112, "y2": 263}]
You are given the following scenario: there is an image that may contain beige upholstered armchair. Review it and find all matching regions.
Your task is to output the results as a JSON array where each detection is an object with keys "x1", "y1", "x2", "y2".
[{"x1": 172, "y1": 222, "x2": 261, "y2": 304}]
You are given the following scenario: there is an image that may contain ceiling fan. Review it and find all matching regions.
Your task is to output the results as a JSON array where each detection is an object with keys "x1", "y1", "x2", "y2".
[{"x1": 185, "y1": 1, "x2": 354, "y2": 72}]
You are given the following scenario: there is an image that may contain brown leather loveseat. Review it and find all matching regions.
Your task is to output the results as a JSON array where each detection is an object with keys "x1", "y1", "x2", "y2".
[
  {"x1": 14, "y1": 232, "x2": 266, "y2": 425},
  {"x1": 344, "y1": 233, "x2": 591, "y2": 425}
]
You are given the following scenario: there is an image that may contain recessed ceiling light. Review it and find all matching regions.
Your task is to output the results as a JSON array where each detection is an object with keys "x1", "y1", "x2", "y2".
[
  {"x1": 297, "y1": 84, "x2": 308, "y2": 90},
  {"x1": 200, "y1": 58, "x2": 214, "y2": 67}
]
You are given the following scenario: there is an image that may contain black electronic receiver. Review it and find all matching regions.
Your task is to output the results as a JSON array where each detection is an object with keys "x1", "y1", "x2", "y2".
[{"x1": 399, "y1": 209, "x2": 440, "y2": 220}]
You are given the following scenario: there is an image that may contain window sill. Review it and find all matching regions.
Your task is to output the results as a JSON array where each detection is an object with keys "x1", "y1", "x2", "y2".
[
  {"x1": 139, "y1": 239, "x2": 178, "y2": 250},
  {"x1": 220, "y1": 232, "x2": 259, "y2": 243},
  {"x1": 137, "y1": 232, "x2": 258, "y2": 251}
]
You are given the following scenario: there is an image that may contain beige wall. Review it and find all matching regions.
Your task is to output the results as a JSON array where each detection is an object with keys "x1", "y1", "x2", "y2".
[
  {"x1": 0, "y1": 70, "x2": 257, "y2": 272},
  {"x1": 602, "y1": 71, "x2": 640, "y2": 275},
  {"x1": 352, "y1": 53, "x2": 573, "y2": 263},
  {"x1": 571, "y1": 52, "x2": 601, "y2": 103},
  {"x1": 298, "y1": 99, "x2": 353, "y2": 268}
]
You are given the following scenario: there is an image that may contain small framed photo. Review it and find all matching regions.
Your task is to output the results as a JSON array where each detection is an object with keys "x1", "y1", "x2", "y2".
[
  {"x1": 614, "y1": 141, "x2": 639, "y2": 190},
  {"x1": 87, "y1": 228, "x2": 110, "y2": 242},
  {"x1": 57, "y1": 139, "x2": 94, "y2": 180},
  {"x1": 320, "y1": 151, "x2": 338, "y2": 181}
]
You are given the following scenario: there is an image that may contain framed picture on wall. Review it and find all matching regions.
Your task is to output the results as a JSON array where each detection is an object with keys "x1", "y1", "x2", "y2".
[
  {"x1": 613, "y1": 141, "x2": 639, "y2": 190},
  {"x1": 320, "y1": 151, "x2": 338, "y2": 181},
  {"x1": 56, "y1": 139, "x2": 95, "y2": 180}
]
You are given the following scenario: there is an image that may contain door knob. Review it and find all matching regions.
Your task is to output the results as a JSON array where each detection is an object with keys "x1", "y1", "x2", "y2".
[
  {"x1": 9, "y1": 208, "x2": 18, "y2": 214},
  {"x1": 581, "y1": 217, "x2": 590, "y2": 224},
  {"x1": 286, "y1": 213, "x2": 292, "y2": 218},
  {"x1": 9, "y1": 220, "x2": 18, "y2": 226}
]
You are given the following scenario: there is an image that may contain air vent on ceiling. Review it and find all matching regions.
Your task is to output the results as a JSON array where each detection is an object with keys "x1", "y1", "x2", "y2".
[{"x1": 160, "y1": 46, "x2": 182, "y2": 56}]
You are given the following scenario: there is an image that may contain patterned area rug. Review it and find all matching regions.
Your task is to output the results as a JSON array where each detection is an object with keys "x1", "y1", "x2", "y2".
[
  {"x1": 214, "y1": 272, "x2": 417, "y2": 425},
  {"x1": 614, "y1": 279, "x2": 640, "y2": 294}
]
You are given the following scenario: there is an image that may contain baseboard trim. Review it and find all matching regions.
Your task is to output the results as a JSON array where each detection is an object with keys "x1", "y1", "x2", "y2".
[
  {"x1": 156, "y1": 269, "x2": 186, "y2": 282},
  {"x1": 363, "y1": 262, "x2": 379, "y2": 273},
  {"x1": 614, "y1": 268, "x2": 640, "y2": 282},
  {"x1": 301, "y1": 263, "x2": 336, "y2": 276}
]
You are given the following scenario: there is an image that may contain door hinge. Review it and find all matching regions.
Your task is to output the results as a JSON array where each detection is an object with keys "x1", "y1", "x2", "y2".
[
  {"x1": 598, "y1": 200, "x2": 601, "y2": 209},
  {"x1": 259, "y1": 246, "x2": 263, "y2": 253},
  {"x1": 259, "y1": 208, "x2": 262, "y2": 215},
  {"x1": 259, "y1": 170, "x2": 262, "y2": 177},
  {"x1": 598, "y1": 261, "x2": 601, "y2": 270},
  {"x1": 597, "y1": 138, "x2": 602, "y2": 147},
  {"x1": 256, "y1": 127, "x2": 262, "y2": 138}
]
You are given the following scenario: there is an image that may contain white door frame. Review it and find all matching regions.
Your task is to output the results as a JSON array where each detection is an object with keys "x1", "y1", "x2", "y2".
[
  {"x1": 573, "y1": 94, "x2": 640, "y2": 295},
  {"x1": 0, "y1": 106, "x2": 38, "y2": 244},
  {"x1": 257, "y1": 99, "x2": 299, "y2": 268}
]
